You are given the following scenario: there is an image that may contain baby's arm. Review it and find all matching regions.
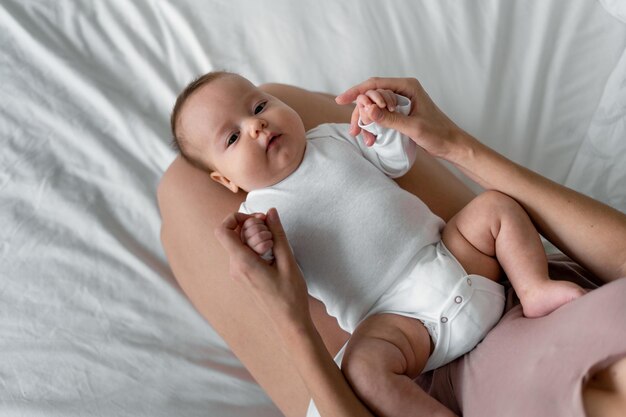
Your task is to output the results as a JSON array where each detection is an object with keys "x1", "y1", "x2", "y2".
[
  {"x1": 352, "y1": 90, "x2": 415, "y2": 178},
  {"x1": 241, "y1": 214, "x2": 274, "y2": 262}
]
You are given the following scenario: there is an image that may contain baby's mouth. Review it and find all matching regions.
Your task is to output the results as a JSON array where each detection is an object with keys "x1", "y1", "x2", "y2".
[{"x1": 266, "y1": 134, "x2": 281, "y2": 151}]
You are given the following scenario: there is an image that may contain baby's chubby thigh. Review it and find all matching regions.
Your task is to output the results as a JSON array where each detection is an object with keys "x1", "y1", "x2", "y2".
[
  {"x1": 340, "y1": 313, "x2": 433, "y2": 397},
  {"x1": 441, "y1": 196, "x2": 505, "y2": 283}
]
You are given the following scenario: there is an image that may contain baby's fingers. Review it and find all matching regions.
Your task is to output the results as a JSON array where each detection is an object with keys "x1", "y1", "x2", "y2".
[
  {"x1": 349, "y1": 105, "x2": 361, "y2": 136},
  {"x1": 356, "y1": 94, "x2": 374, "y2": 125},
  {"x1": 365, "y1": 89, "x2": 396, "y2": 111},
  {"x1": 246, "y1": 230, "x2": 273, "y2": 251},
  {"x1": 378, "y1": 89, "x2": 397, "y2": 111},
  {"x1": 242, "y1": 222, "x2": 267, "y2": 238},
  {"x1": 356, "y1": 93, "x2": 373, "y2": 109},
  {"x1": 242, "y1": 216, "x2": 265, "y2": 230},
  {"x1": 361, "y1": 129, "x2": 376, "y2": 147},
  {"x1": 251, "y1": 238, "x2": 273, "y2": 256},
  {"x1": 364, "y1": 90, "x2": 385, "y2": 109}
]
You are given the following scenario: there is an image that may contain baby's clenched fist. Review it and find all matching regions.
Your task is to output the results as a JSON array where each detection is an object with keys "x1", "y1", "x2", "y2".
[
  {"x1": 241, "y1": 214, "x2": 274, "y2": 261},
  {"x1": 356, "y1": 88, "x2": 398, "y2": 125}
]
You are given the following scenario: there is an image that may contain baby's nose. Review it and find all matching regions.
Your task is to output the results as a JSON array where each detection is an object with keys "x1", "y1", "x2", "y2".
[{"x1": 247, "y1": 118, "x2": 268, "y2": 139}]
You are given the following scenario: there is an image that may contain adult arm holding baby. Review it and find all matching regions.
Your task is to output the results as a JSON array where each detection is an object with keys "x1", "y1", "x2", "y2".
[
  {"x1": 337, "y1": 77, "x2": 626, "y2": 282},
  {"x1": 215, "y1": 209, "x2": 380, "y2": 417},
  {"x1": 160, "y1": 74, "x2": 626, "y2": 417}
]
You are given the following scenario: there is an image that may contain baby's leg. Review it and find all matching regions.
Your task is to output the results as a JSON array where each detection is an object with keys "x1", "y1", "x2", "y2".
[
  {"x1": 341, "y1": 313, "x2": 457, "y2": 417},
  {"x1": 442, "y1": 190, "x2": 585, "y2": 317}
]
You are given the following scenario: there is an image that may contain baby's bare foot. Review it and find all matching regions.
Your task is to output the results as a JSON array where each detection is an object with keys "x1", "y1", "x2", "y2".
[{"x1": 520, "y1": 280, "x2": 587, "y2": 318}]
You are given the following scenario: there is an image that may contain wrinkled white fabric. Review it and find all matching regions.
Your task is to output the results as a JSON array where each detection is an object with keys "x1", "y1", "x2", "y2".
[
  {"x1": 2, "y1": 0, "x2": 626, "y2": 416},
  {"x1": 565, "y1": 48, "x2": 626, "y2": 212},
  {"x1": 599, "y1": 0, "x2": 626, "y2": 23}
]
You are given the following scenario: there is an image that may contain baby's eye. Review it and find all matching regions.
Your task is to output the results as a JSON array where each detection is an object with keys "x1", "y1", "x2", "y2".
[
  {"x1": 227, "y1": 132, "x2": 239, "y2": 147},
  {"x1": 254, "y1": 101, "x2": 267, "y2": 114}
]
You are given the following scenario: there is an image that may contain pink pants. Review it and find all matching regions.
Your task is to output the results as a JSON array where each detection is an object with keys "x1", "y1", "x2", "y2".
[{"x1": 417, "y1": 254, "x2": 626, "y2": 417}]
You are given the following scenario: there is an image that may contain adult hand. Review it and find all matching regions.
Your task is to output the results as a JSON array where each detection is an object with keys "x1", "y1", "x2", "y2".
[
  {"x1": 355, "y1": 89, "x2": 398, "y2": 146},
  {"x1": 336, "y1": 77, "x2": 470, "y2": 161},
  {"x1": 214, "y1": 208, "x2": 310, "y2": 326}
]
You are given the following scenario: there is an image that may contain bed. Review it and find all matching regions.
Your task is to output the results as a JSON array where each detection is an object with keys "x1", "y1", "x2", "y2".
[{"x1": 2, "y1": 1, "x2": 625, "y2": 416}]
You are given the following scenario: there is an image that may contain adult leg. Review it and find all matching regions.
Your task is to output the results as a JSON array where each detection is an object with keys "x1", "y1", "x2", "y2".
[
  {"x1": 341, "y1": 314, "x2": 455, "y2": 417},
  {"x1": 158, "y1": 82, "x2": 475, "y2": 417},
  {"x1": 433, "y1": 272, "x2": 626, "y2": 417}
]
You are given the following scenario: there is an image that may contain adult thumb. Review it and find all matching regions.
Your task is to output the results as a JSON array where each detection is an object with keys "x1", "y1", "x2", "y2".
[
  {"x1": 265, "y1": 208, "x2": 293, "y2": 264},
  {"x1": 367, "y1": 105, "x2": 413, "y2": 137}
]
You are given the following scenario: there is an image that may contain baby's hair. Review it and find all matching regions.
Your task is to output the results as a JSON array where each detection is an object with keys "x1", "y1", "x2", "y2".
[{"x1": 170, "y1": 70, "x2": 232, "y2": 172}]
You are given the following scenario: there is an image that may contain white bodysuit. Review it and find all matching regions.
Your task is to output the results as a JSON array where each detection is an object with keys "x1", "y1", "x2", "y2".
[{"x1": 240, "y1": 96, "x2": 505, "y2": 383}]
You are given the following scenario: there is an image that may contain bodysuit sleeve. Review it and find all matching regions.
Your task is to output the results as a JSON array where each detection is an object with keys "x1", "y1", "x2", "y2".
[
  {"x1": 354, "y1": 94, "x2": 416, "y2": 178},
  {"x1": 239, "y1": 202, "x2": 251, "y2": 214}
]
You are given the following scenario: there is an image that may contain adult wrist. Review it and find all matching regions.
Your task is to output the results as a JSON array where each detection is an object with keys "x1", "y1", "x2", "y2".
[
  {"x1": 446, "y1": 129, "x2": 478, "y2": 166},
  {"x1": 265, "y1": 297, "x2": 314, "y2": 333},
  {"x1": 273, "y1": 311, "x2": 318, "y2": 354}
]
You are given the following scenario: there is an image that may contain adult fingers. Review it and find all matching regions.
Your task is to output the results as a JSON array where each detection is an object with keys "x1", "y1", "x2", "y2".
[
  {"x1": 378, "y1": 89, "x2": 397, "y2": 111},
  {"x1": 264, "y1": 208, "x2": 295, "y2": 269},
  {"x1": 364, "y1": 90, "x2": 386, "y2": 108},
  {"x1": 350, "y1": 97, "x2": 377, "y2": 138},
  {"x1": 361, "y1": 128, "x2": 376, "y2": 147},
  {"x1": 349, "y1": 105, "x2": 361, "y2": 136},
  {"x1": 335, "y1": 77, "x2": 419, "y2": 105},
  {"x1": 353, "y1": 99, "x2": 376, "y2": 145},
  {"x1": 364, "y1": 104, "x2": 415, "y2": 138},
  {"x1": 215, "y1": 212, "x2": 254, "y2": 256}
]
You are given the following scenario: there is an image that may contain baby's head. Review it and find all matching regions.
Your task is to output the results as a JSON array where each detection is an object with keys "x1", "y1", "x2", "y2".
[{"x1": 170, "y1": 71, "x2": 307, "y2": 193}]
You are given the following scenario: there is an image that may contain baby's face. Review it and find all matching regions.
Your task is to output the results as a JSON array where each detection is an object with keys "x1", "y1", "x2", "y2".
[{"x1": 179, "y1": 74, "x2": 307, "y2": 192}]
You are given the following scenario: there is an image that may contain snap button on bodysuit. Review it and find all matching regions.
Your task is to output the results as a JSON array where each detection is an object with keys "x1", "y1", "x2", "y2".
[
  {"x1": 455, "y1": 296, "x2": 463, "y2": 304},
  {"x1": 441, "y1": 317, "x2": 448, "y2": 323}
]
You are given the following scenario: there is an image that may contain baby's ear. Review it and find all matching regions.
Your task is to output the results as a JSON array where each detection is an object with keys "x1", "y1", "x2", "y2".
[{"x1": 209, "y1": 171, "x2": 240, "y2": 193}]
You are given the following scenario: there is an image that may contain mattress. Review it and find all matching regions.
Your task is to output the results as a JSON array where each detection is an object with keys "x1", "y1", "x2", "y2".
[{"x1": 1, "y1": 0, "x2": 625, "y2": 416}]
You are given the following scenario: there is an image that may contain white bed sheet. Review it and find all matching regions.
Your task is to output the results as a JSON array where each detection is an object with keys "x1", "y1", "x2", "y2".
[{"x1": 1, "y1": 1, "x2": 625, "y2": 416}]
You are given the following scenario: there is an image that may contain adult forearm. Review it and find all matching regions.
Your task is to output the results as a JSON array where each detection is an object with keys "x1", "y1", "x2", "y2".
[
  {"x1": 452, "y1": 133, "x2": 626, "y2": 282},
  {"x1": 276, "y1": 318, "x2": 375, "y2": 417},
  {"x1": 335, "y1": 75, "x2": 626, "y2": 281}
]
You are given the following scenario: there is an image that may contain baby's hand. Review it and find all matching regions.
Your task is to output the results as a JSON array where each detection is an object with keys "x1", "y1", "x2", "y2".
[
  {"x1": 356, "y1": 89, "x2": 398, "y2": 125},
  {"x1": 241, "y1": 213, "x2": 274, "y2": 262}
]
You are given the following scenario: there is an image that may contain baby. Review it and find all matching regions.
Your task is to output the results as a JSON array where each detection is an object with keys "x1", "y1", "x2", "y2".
[{"x1": 170, "y1": 71, "x2": 586, "y2": 416}]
